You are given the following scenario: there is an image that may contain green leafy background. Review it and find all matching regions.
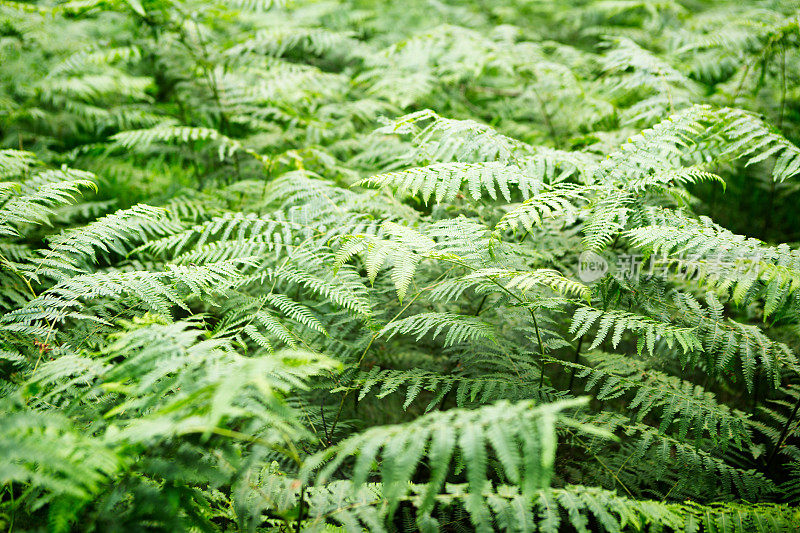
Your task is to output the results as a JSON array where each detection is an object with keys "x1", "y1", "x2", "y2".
[{"x1": 2, "y1": 0, "x2": 800, "y2": 531}]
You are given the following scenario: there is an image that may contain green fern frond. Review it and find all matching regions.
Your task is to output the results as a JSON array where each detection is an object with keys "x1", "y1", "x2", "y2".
[
  {"x1": 357, "y1": 162, "x2": 533, "y2": 203},
  {"x1": 336, "y1": 366, "x2": 562, "y2": 412},
  {"x1": 560, "y1": 351, "x2": 751, "y2": 445},
  {"x1": 0, "y1": 401, "x2": 119, "y2": 499},
  {"x1": 569, "y1": 305, "x2": 702, "y2": 356},
  {"x1": 0, "y1": 149, "x2": 37, "y2": 179},
  {"x1": 497, "y1": 185, "x2": 585, "y2": 233},
  {"x1": 2, "y1": 259, "x2": 249, "y2": 334},
  {"x1": 133, "y1": 212, "x2": 304, "y2": 259},
  {"x1": 379, "y1": 312, "x2": 496, "y2": 348},
  {"x1": 0, "y1": 171, "x2": 96, "y2": 235},
  {"x1": 582, "y1": 412, "x2": 775, "y2": 499},
  {"x1": 111, "y1": 126, "x2": 259, "y2": 162},
  {"x1": 305, "y1": 398, "x2": 589, "y2": 518},
  {"x1": 39, "y1": 204, "x2": 178, "y2": 273},
  {"x1": 463, "y1": 267, "x2": 590, "y2": 301},
  {"x1": 249, "y1": 263, "x2": 372, "y2": 316}
]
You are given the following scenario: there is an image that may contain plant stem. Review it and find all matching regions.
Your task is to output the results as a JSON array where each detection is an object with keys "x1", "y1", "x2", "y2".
[
  {"x1": 474, "y1": 294, "x2": 488, "y2": 316},
  {"x1": 532, "y1": 310, "x2": 546, "y2": 388},
  {"x1": 567, "y1": 335, "x2": 584, "y2": 391},
  {"x1": 295, "y1": 485, "x2": 305, "y2": 533},
  {"x1": 766, "y1": 391, "x2": 800, "y2": 468}
]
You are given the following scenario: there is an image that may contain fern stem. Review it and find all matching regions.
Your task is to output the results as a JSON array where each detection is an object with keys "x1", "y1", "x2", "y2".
[
  {"x1": 763, "y1": 45, "x2": 786, "y2": 238},
  {"x1": 295, "y1": 485, "x2": 305, "y2": 533},
  {"x1": 731, "y1": 60, "x2": 752, "y2": 106},
  {"x1": 567, "y1": 335, "x2": 584, "y2": 391},
  {"x1": 752, "y1": 369, "x2": 761, "y2": 412},
  {"x1": 321, "y1": 396, "x2": 330, "y2": 446},
  {"x1": 531, "y1": 310, "x2": 546, "y2": 388},
  {"x1": 190, "y1": 19, "x2": 229, "y2": 135},
  {"x1": 329, "y1": 273, "x2": 453, "y2": 438},
  {"x1": 530, "y1": 85, "x2": 561, "y2": 149},
  {"x1": 778, "y1": 44, "x2": 787, "y2": 131},
  {"x1": 766, "y1": 390, "x2": 800, "y2": 468},
  {"x1": 474, "y1": 294, "x2": 488, "y2": 316},
  {"x1": 7, "y1": 482, "x2": 13, "y2": 532}
]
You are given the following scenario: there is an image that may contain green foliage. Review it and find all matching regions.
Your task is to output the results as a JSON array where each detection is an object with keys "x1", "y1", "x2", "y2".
[
  {"x1": 305, "y1": 398, "x2": 589, "y2": 528},
  {"x1": 2, "y1": 0, "x2": 800, "y2": 531}
]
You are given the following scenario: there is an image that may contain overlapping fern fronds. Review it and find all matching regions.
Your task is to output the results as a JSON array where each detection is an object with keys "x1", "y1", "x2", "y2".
[{"x1": 2, "y1": 0, "x2": 800, "y2": 531}]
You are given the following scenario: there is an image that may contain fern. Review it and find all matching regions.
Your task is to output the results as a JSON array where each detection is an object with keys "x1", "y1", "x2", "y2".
[
  {"x1": 497, "y1": 184, "x2": 586, "y2": 233},
  {"x1": 581, "y1": 411, "x2": 775, "y2": 500},
  {"x1": 3, "y1": 0, "x2": 800, "y2": 530},
  {"x1": 357, "y1": 162, "x2": 534, "y2": 203},
  {"x1": 569, "y1": 306, "x2": 702, "y2": 356},
  {"x1": 0, "y1": 401, "x2": 119, "y2": 498},
  {"x1": 304, "y1": 398, "x2": 590, "y2": 521},
  {"x1": 558, "y1": 351, "x2": 752, "y2": 445}
]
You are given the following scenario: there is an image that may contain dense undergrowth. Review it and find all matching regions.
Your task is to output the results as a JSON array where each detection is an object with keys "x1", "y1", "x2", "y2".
[{"x1": 2, "y1": 0, "x2": 800, "y2": 531}]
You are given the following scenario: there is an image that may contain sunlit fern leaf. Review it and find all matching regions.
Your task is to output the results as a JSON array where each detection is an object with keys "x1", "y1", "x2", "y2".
[
  {"x1": 497, "y1": 184, "x2": 585, "y2": 233},
  {"x1": 569, "y1": 305, "x2": 702, "y2": 356},
  {"x1": 375, "y1": 109, "x2": 530, "y2": 164},
  {"x1": 335, "y1": 222, "x2": 435, "y2": 302},
  {"x1": 133, "y1": 212, "x2": 305, "y2": 260},
  {"x1": 227, "y1": 28, "x2": 361, "y2": 58},
  {"x1": 0, "y1": 172, "x2": 96, "y2": 236},
  {"x1": 356, "y1": 162, "x2": 530, "y2": 203},
  {"x1": 47, "y1": 45, "x2": 142, "y2": 77},
  {"x1": 39, "y1": 204, "x2": 179, "y2": 274},
  {"x1": 1, "y1": 259, "x2": 250, "y2": 334},
  {"x1": 52, "y1": 320, "x2": 342, "y2": 445},
  {"x1": 303, "y1": 398, "x2": 589, "y2": 519},
  {"x1": 462, "y1": 267, "x2": 591, "y2": 301},
  {"x1": 249, "y1": 263, "x2": 372, "y2": 316},
  {"x1": 111, "y1": 126, "x2": 259, "y2": 162},
  {"x1": 715, "y1": 107, "x2": 800, "y2": 182},
  {"x1": 0, "y1": 149, "x2": 37, "y2": 179},
  {"x1": 379, "y1": 312, "x2": 496, "y2": 348},
  {"x1": 222, "y1": 0, "x2": 286, "y2": 11},
  {"x1": 0, "y1": 400, "x2": 120, "y2": 499}
]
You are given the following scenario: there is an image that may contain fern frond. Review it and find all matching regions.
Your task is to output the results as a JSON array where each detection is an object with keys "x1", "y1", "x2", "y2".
[
  {"x1": 0, "y1": 401, "x2": 119, "y2": 498},
  {"x1": 337, "y1": 367, "x2": 562, "y2": 412},
  {"x1": 379, "y1": 312, "x2": 495, "y2": 348},
  {"x1": 2, "y1": 259, "x2": 249, "y2": 334},
  {"x1": 0, "y1": 149, "x2": 37, "y2": 179},
  {"x1": 560, "y1": 351, "x2": 751, "y2": 445},
  {"x1": 133, "y1": 212, "x2": 304, "y2": 259},
  {"x1": 356, "y1": 162, "x2": 534, "y2": 203},
  {"x1": 497, "y1": 185, "x2": 585, "y2": 233},
  {"x1": 249, "y1": 262, "x2": 372, "y2": 316},
  {"x1": 582, "y1": 412, "x2": 775, "y2": 499},
  {"x1": 111, "y1": 126, "x2": 256, "y2": 161},
  {"x1": 569, "y1": 305, "x2": 702, "y2": 356},
  {"x1": 222, "y1": 0, "x2": 286, "y2": 11},
  {"x1": 464, "y1": 267, "x2": 590, "y2": 301},
  {"x1": 38, "y1": 204, "x2": 178, "y2": 275},
  {"x1": 0, "y1": 171, "x2": 95, "y2": 236},
  {"x1": 304, "y1": 398, "x2": 589, "y2": 518}
]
